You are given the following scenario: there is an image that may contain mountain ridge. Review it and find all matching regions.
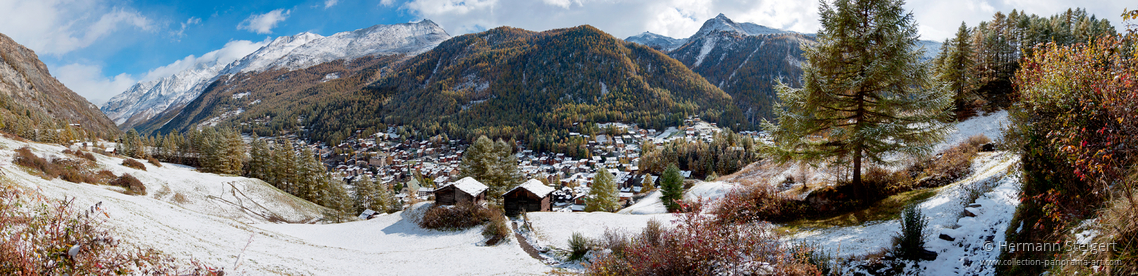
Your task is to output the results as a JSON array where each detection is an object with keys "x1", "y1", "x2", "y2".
[
  {"x1": 102, "y1": 20, "x2": 451, "y2": 131},
  {"x1": 141, "y1": 24, "x2": 737, "y2": 148}
]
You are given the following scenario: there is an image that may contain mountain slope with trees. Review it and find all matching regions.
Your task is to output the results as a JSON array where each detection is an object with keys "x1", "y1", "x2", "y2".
[
  {"x1": 0, "y1": 33, "x2": 119, "y2": 140},
  {"x1": 664, "y1": 14, "x2": 814, "y2": 128},
  {"x1": 146, "y1": 25, "x2": 735, "y2": 151}
]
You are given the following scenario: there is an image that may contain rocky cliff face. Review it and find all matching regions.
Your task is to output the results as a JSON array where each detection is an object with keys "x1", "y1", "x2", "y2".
[{"x1": 0, "y1": 33, "x2": 118, "y2": 138}]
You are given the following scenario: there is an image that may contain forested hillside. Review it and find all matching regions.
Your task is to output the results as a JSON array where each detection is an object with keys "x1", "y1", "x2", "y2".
[
  {"x1": 143, "y1": 55, "x2": 404, "y2": 137},
  {"x1": 933, "y1": 8, "x2": 1114, "y2": 116},
  {"x1": 149, "y1": 25, "x2": 735, "y2": 150},
  {"x1": 365, "y1": 25, "x2": 734, "y2": 143},
  {"x1": 0, "y1": 33, "x2": 119, "y2": 141}
]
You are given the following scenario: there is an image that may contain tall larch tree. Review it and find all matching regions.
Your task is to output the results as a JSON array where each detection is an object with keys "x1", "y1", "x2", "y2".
[
  {"x1": 937, "y1": 22, "x2": 975, "y2": 110},
  {"x1": 586, "y1": 165, "x2": 620, "y2": 212},
  {"x1": 247, "y1": 138, "x2": 271, "y2": 181},
  {"x1": 764, "y1": 0, "x2": 950, "y2": 198}
]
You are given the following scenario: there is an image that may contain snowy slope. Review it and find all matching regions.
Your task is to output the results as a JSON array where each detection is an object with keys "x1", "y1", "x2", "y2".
[
  {"x1": 102, "y1": 20, "x2": 450, "y2": 129},
  {"x1": 785, "y1": 151, "x2": 1021, "y2": 259},
  {"x1": 1, "y1": 137, "x2": 546, "y2": 275},
  {"x1": 617, "y1": 181, "x2": 738, "y2": 215},
  {"x1": 526, "y1": 212, "x2": 674, "y2": 250},
  {"x1": 935, "y1": 110, "x2": 1009, "y2": 153}
]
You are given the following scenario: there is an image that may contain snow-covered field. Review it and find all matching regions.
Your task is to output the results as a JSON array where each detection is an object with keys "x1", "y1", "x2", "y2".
[
  {"x1": 0, "y1": 137, "x2": 547, "y2": 275},
  {"x1": 618, "y1": 180, "x2": 738, "y2": 215},
  {"x1": 526, "y1": 211, "x2": 674, "y2": 250},
  {"x1": 935, "y1": 110, "x2": 1008, "y2": 153}
]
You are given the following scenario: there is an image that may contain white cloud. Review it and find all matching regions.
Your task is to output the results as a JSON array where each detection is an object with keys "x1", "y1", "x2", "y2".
[
  {"x1": 54, "y1": 63, "x2": 138, "y2": 107},
  {"x1": 173, "y1": 17, "x2": 202, "y2": 37},
  {"x1": 402, "y1": 0, "x2": 1132, "y2": 42},
  {"x1": 380, "y1": 0, "x2": 396, "y2": 7},
  {"x1": 238, "y1": 9, "x2": 290, "y2": 34},
  {"x1": 324, "y1": 0, "x2": 339, "y2": 9},
  {"x1": 0, "y1": 0, "x2": 152, "y2": 56}
]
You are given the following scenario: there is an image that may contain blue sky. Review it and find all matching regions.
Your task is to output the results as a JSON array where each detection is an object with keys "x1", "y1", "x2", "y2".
[{"x1": 0, "y1": 0, "x2": 1132, "y2": 106}]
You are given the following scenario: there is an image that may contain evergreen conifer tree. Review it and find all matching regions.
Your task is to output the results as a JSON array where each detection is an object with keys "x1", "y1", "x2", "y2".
[
  {"x1": 660, "y1": 164, "x2": 684, "y2": 212},
  {"x1": 764, "y1": 0, "x2": 950, "y2": 198},
  {"x1": 458, "y1": 136, "x2": 520, "y2": 207},
  {"x1": 936, "y1": 22, "x2": 976, "y2": 109}
]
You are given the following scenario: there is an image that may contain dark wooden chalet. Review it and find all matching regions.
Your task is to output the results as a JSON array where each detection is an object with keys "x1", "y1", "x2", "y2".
[
  {"x1": 504, "y1": 179, "x2": 555, "y2": 216},
  {"x1": 435, "y1": 177, "x2": 488, "y2": 205}
]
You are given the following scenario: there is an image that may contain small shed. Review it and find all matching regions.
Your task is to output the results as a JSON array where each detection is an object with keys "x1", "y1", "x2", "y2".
[
  {"x1": 504, "y1": 179, "x2": 555, "y2": 216},
  {"x1": 435, "y1": 177, "x2": 488, "y2": 206}
]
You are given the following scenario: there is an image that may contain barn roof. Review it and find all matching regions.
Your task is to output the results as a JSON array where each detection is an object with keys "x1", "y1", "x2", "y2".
[
  {"x1": 441, "y1": 177, "x2": 488, "y2": 196},
  {"x1": 507, "y1": 179, "x2": 555, "y2": 198}
]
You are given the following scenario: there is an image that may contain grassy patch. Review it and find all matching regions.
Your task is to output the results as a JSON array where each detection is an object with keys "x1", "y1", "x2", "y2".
[{"x1": 780, "y1": 188, "x2": 937, "y2": 231}]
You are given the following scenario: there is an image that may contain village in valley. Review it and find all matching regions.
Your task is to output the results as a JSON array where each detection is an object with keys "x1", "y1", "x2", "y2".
[{"x1": 310, "y1": 117, "x2": 748, "y2": 214}]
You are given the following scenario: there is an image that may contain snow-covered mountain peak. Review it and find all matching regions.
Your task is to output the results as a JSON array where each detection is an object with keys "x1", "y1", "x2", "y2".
[
  {"x1": 102, "y1": 20, "x2": 451, "y2": 129},
  {"x1": 696, "y1": 14, "x2": 789, "y2": 37},
  {"x1": 219, "y1": 32, "x2": 325, "y2": 74},
  {"x1": 277, "y1": 20, "x2": 448, "y2": 70},
  {"x1": 625, "y1": 31, "x2": 687, "y2": 51}
]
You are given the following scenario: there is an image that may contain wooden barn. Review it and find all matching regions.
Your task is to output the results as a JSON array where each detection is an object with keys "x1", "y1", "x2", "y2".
[
  {"x1": 504, "y1": 179, "x2": 555, "y2": 216},
  {"x1": 435, "y1": 177, "x2": 488, "y2": 206}
]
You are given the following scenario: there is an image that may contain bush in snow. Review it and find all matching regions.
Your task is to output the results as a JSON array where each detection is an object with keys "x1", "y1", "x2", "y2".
[
  {"x1": 567, "y1": 232, "x2": 591, "y2": 262},
  {"x1": 918, "y1": 137, "x2": 982, "y2": 187},
  {"x1": 893, "y1": 203, "x2": 929, "y2": 260},
  {"x1": 711, "y1": 184, "x2": 806, "y2": 223},
  {"x1": 481, "y1": 208, "x2": 510, "y2": 245},
  {"x1": 62, "y1": 149, "x2": 96, "y2": 162},
  {"x1": 109, "y1": 174, "x2": 146, "y2": 195},
  {"x1": 14, "y1": 147, "x2": 99, "y2": 184},
  {"x1": 147, "y1": 157, "x2": 162, "y2": 168},
  {"x1": 122, "y1": 158, "x2": 147, "y2": 171},
  {"x1": 417, "y1": 203, "x2": 493, "y2": 231}
]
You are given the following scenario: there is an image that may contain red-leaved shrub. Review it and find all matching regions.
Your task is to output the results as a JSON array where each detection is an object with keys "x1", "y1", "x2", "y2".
[
  {"x1": 587, "y1": 203, "x2": 820, "y2": 275},
  {"x1": 0, "y1": 185, "x2": 220, "y2": 275}
]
